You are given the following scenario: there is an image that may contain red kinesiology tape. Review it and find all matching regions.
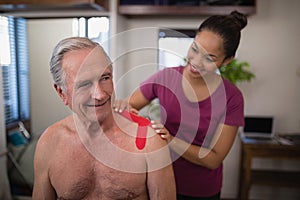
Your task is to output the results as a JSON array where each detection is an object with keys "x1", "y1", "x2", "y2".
[{"x1": 120, "y1": 110, "x2": 150, "y2": 150}]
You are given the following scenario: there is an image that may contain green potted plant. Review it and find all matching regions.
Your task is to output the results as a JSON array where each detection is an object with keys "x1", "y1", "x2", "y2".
[{"x1": 219, "y1": 59, "x2": 255, "y2": 85}]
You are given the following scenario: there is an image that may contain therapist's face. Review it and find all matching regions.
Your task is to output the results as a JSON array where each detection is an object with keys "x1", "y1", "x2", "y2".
[{"x1": 186, "y1": 30, "x2": 231, "y2": 77}]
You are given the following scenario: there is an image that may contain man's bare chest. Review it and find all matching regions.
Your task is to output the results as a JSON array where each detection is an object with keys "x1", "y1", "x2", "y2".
[{"x1": 49, "y1": 146, "x2": 147, "y2": 200}]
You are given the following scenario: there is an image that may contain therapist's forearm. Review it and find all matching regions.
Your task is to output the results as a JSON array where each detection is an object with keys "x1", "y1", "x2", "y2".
[
  {"x1": 129, "y1": 89, "x2": 151, "y2": 110},
  {"x1": 168, "y1": 136, "x2": 221, "y2": 170}
]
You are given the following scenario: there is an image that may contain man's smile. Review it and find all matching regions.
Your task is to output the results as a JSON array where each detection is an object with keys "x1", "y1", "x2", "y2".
[{"x1": 86, "y1": 98, "x2": 110, "y2": 107}]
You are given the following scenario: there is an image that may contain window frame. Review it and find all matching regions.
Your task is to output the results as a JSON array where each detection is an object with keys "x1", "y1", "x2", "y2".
[{"x1": 0, "y1": 16, "x2": 30, "y2": 131}]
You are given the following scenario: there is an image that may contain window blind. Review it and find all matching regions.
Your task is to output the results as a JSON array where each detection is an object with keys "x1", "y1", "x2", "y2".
[
  {"x1": 15, "y1": 18, "x2": 30, "y2": 120},
  {"x1": 1, "y1": 16, "x2": 30, "y2": 125}
]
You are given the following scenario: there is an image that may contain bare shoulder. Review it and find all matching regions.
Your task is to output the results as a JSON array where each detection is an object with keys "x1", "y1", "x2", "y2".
[
  {"x1": 35, "y1": 115, "x2": 75, "y2": 156},
  {"x1": 144, "y1": 127, "x2": 172, "y2": 171},
  {"x1": 145, "y1": 127, "x2": 168, "y2": 150},
  {"x1": 114, "y1": 112, "x2": 168, "y2": 153}
]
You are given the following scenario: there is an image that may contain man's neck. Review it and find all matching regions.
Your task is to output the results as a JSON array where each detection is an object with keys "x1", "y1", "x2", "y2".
[{"x1": 73, "y1": 112, "x2": 117, "y2": 136}]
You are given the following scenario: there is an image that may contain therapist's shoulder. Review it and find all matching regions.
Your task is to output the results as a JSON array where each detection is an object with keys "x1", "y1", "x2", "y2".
[
  {"x1": 159, "y1": 66, "x2": 184, "y2": 73},
  {"x1": 222, "y1": 78, "x2": 243, "y2": 97},
  {"x1": 153, "y1": 66, "x2": 185, "y2": 80}
]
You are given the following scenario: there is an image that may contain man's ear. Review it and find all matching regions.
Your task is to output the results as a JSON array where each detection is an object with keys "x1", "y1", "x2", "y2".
[
  {"x1": 222, "y1": 56, "x2": 234, "y2": 66},
  {"x1": 54, "y1": 84, "x2": 68, "y2": 105}
]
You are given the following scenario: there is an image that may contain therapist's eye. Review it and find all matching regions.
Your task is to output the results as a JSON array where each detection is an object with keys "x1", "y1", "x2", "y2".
[
  {"x1": 191, "y1": 45, "x2": 198, "y2": 53},
  {"x1": 205, "y1": 56, "x2": 214, "y2": 63}
]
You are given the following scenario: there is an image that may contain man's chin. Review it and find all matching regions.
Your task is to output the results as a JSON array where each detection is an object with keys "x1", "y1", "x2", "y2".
[{"x1": 86, "y1": 112, "x2": 107, "y2": 122}]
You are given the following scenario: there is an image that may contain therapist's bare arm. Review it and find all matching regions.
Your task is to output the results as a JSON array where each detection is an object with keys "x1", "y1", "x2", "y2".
[
  {"x1": 153, "y1": 122, "x2": 238, "y2": 170},
  {"x1": 114, "y1": 89, "x2": 150, "y2": 113}
]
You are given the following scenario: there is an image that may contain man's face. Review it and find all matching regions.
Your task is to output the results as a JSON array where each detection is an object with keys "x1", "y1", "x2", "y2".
[{"x1": 61, "y1": 47, "x2": 113, "y2": 123}]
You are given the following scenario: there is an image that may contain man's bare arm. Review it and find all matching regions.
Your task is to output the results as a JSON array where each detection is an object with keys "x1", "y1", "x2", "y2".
[
  {"x1": 32, "y1": 130, "x2": 57, "y2": 200},
  {"x1": 145, "y1": 128, "x2": 176, "y2": 199}
]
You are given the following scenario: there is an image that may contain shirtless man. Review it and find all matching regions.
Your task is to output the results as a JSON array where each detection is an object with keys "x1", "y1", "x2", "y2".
[{"x1": 32, "y1": 37, "x2": 176, "y2": 200}]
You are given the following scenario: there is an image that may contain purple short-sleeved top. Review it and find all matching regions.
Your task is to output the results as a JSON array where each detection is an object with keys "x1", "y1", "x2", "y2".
[{"x1": 140, "y1": 66, "x2": 244, "y2": 197}]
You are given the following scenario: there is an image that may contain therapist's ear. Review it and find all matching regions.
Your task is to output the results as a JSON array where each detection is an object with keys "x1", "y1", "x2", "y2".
[
  {"x1": 223, "y1": 56, "x2": 234, "y2": 66},
  {"x1": 54, "y1": 84, "x2": 68, "y2": 105}
]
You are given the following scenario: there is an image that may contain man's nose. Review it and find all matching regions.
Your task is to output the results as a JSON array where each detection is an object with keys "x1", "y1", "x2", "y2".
[{"x1": 92, "y1": 84, "x2": 106, "y2": 100}]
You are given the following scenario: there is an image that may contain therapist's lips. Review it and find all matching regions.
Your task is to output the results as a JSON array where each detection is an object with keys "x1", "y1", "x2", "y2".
[{"x1": 189, "y1": 62, "x2": 205, "y2": 73}]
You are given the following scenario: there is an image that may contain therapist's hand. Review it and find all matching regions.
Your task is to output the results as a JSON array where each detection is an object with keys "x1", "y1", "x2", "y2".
[
  {"x1": 113, "y1": 99, "x2": 138, "y2": 114},
  {"x1": 151, "y1": 121, "x2": 173, "y2": 143}
]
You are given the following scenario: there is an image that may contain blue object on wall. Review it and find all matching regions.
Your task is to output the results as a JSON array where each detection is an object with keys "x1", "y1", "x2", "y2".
[{"x1": 8, "y1": 131, "x2": 28, "y2": 146}]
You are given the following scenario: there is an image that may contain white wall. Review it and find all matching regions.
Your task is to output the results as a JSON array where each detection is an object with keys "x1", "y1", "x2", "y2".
[
  {"x1": 23, "y1": 0, "x2": 300, "y2": 199},
  {"x1": 112, "y1": 27, "x2": 160, "y2": 99},
  {"x1": 227, "y1": 1, "x2": 300, "y2": 198},
  {"x1": 0, "y1": 64, "x2": 12, "y2": 200},
  {"x1": 119, "y1": 0, "x2": 300, "y2": 132},
  {"x1": 27, "y1": 0, "x2": 124, "y2": 136},
  {"x1": 110, "y1": 0, "x2": 300, "y2": 199},
  {"x1": 238, "y1": 0, "x2": 300, "y2": 133},
  {"x1": 28, "y1": 19, "x2": 73, "y2": 136}
]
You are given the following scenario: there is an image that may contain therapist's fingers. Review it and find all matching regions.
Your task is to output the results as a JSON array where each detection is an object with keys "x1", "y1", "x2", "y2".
[
  {"x1": 129, "y1": 108, "x2": 139, "y2": 115},
  {"x1": 113, "y1": 99, "x2": 129, "y2": 113},
  {"x1": 150, "y1": 120, "x2": 164, "y2": 130},
  {"x1": 151, "y1": 121, "x2": 171, "y2": 142}
]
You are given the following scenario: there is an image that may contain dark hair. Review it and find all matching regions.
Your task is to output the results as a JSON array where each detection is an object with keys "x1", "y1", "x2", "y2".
[{"x1": 197, "y1": 11, "x2": 247, "y2": 59}]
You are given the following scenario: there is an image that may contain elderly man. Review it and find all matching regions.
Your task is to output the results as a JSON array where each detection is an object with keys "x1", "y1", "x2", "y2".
[{"x1": 33, "y1": 37, "x2": 176, "y2": 199}]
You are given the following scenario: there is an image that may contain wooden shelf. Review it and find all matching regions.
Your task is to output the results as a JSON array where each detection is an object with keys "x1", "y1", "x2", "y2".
[
  {"x1": 118, "y1": 5, "x2": 256, "y2": 16},
  {"x1": 0, "y1": 0, "x2": 109, "y2": 13},
  {"x1": 251, "y1": 170, "x2": 300, "y2": 188},
  {"x1": 239, "y1": 136, "x2": 300, "y2": 200}
]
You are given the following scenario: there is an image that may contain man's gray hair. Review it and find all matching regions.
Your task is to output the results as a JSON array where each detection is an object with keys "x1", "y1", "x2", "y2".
[{"x1": 50, "y1": 37, "x2": 111, "y2": 92}]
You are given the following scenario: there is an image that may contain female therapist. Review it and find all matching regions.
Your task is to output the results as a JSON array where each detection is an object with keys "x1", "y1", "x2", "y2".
[{"x1": 114, "y1": 10, "x2": 247, "y2": 200}]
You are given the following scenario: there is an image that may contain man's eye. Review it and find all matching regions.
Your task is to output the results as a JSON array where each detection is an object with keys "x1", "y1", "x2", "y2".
[
  {"x1": 101, "y1": 75, "x2": 111, "y2": 81},
  {"x1": 78, "y1": 82, "x2": 91, "y2": 88}
]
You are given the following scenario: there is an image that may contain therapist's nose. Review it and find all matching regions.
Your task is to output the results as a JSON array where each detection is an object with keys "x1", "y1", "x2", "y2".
[{"x1": 192, "y1": 54, "x2": 204, "y2": 69}]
